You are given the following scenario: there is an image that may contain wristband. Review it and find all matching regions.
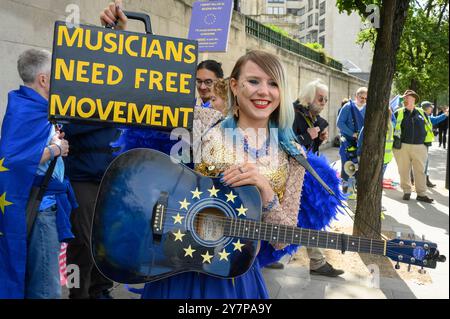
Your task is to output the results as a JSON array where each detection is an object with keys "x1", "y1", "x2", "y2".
[
  {"x1": 46, "y1": 145, "x2": 55, "y2": 161},
  {"x1": 263, "y1": 194, "x2": 279, "y2": 212}
]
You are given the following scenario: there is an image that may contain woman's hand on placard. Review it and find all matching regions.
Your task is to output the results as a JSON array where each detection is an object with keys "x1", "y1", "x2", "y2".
[{"x1": 100, "y1": 0, "x2": 127, "y2": 30}]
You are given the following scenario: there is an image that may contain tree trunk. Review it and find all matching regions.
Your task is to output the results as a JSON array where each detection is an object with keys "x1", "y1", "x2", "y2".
[
  {"x1": 354, "y1": 0, "x2": 410, "y2": 239},
  {"x1": 410, "y1": 78, "x2": 419, "y2": 92}
]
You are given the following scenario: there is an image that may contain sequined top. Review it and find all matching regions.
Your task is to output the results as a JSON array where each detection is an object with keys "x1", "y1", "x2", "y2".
[
  {"x1": 195, "y1": 124, "x2": 290, "y2": 200},
  {"x1": 193, "y1": 107, "x2": 306, "y2": 249}
]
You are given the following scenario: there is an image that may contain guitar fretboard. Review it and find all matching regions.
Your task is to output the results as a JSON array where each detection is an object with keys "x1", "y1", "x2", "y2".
[{"x1": 222, "y1": 217, "x2": 386, "y2": 255}]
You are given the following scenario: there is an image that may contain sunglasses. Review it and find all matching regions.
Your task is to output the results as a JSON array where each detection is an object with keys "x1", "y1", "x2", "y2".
[{"x1": 318, "y1": 96, "x2": 328, "y2": 103}]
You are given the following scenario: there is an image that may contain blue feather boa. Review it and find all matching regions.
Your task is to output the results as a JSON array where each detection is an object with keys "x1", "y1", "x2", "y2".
[
  {"x1": 112, "y1": 128, "x2": 178, "y2": 156},
  {"x1": 257, "y1": 151, "x2": 345, "y2": 267}
]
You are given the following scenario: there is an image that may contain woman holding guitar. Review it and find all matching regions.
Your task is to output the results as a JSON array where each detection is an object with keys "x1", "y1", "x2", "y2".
[{"x1": 99, "y1": 1, "x2": 344, "y2": 299}]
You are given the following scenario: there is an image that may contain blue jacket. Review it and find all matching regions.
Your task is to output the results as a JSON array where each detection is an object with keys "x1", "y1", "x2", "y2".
[
  {"x1": 337, "y1": 100, "x2": 366, "y2": 139},
  {"x1": 63, "y1": 124, "x2": 120, "y2": 182},
  {"x1": 32, "y1": 176, "x2": 77, "y2": 242},
  {"x1": 428, "y1": 113, "x2": 448, "y2": 126}
]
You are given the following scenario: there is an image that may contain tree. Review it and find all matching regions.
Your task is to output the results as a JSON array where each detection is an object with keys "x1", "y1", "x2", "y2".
[
  {"x1": 395, "y1": 1, "x2": 449, "y2": 105},
  {"x1": 337, "y1": 0, "x2": 411, "y2": 238},
  {"x1": 357, "y1": 1, "x2": 449, "y2": 106}
]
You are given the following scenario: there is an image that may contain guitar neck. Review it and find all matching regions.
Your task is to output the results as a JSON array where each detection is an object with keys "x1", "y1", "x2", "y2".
[{"x1": 222, "y1": 217, "x2": 386, "y2": 256}]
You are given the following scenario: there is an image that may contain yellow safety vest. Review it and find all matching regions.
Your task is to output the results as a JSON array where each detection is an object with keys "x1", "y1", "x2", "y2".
[
  {"x1": 384, "y1": 122, "x2": 394, "y2": 164},
  {"x1": 394, "y1": 107, "x2": 434, "y2": 144}
]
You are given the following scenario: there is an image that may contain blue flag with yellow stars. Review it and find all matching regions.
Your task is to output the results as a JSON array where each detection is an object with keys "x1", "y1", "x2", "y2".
[{"x1": 0, "y1": 85, "x2": 52, "y2": 298}]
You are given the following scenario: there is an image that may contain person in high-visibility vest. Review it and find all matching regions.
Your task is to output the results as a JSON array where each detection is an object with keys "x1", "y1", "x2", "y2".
[
  {"x1": 357, "y1": 105, "x2": 395, "y2": 212},
  {"x1": 392, "y1": 90, "x2": 434, "y2": 203}
]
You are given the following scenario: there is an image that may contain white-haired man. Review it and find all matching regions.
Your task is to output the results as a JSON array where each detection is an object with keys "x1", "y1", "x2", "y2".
[{"x1": 287, "y1": 79, "x2": 344, "y2": 277}]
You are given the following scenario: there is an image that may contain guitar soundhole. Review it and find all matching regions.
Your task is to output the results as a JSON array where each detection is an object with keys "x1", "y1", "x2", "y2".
[{"x1": 194, "y1": 208, "x2": 227, "y2": 242}]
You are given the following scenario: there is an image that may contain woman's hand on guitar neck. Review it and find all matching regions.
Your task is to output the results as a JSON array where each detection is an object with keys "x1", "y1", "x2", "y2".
[
  {"x1": 221, "y1": 163, "x2": 276, "y2": 206},
  {"x1": 100, "y1": 0, "x2": 127, "y2": 30}
]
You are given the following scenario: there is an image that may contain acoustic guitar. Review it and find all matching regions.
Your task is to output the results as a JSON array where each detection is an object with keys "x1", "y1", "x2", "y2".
[{"x1": 91, "y1": 149, "x2": 445, "y2": 284}]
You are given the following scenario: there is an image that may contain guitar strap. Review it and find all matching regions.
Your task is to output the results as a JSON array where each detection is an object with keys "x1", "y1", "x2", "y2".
[
  {"x1": 280, "y1": 141, "x2": 335, "y2": 196},
  {"x1": 282, "y1": 141, "x2": 391, "y2": 241},
  {"x1": 291, "y1": 152, "x2": 335, "y2": 196}
]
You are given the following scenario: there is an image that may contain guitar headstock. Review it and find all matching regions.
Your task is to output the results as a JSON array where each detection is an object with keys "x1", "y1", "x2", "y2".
[{"x1": 386, "y1": 238, "x2": 446, "y2": 269}]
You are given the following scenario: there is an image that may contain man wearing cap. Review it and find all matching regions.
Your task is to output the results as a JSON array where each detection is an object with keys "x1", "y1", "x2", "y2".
[
  {"x1": 393, "y1": 90, "x2": 434, "y2": 203},
  {"x1": 420, "y1": 101, "x2": 448, "y2": 187}
]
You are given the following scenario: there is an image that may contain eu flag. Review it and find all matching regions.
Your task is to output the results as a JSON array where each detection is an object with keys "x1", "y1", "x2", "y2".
[{"x1": 0, "y1": 86, "x2": 52, "y2": 298}]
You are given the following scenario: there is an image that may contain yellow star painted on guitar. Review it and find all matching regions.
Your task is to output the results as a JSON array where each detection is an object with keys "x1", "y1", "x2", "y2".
[
  {"x1": 0, "y1": 192, "x2": 13, "y2": 215},
  {"x1": 225, "y1": 191, "x2": 237, "y2": 203},
  {"x1": 232, "y1": 239, "x2": 245, "y2": 252},
  {"x1": 207, "y1": 185, "x2": 219, "y2": 197},
  {"x1": 179, "y1": 198, "x2": 191, "y2": 210},
  {"x1": 201, "y1": 251, "x2": 214, "y2": 264},
  {"x1": 172, "y1": 229, "x2": 186, "y2": 242},
  {"x1": 236, "y1": 204, "x2": 248, "y2": 217},
  {"x1": 218, "y1": 249, "x2": 230, "y2": 261},
  {"x1": 191, "y1": 188, "x2": 203, "y2": 200},
  {"x1": 172, "y1": 213, "x2": 185, "y2": 225},
  {"x1": 183, "y1": 245, "x2": 196, "y2": 258},
  {"x1": 0, "y1": 158, "x2": 9, "y2": 172}
]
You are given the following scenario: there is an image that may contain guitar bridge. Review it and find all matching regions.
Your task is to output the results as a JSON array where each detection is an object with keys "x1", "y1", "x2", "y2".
[{"x1": 152, "y1": 191, "x2": 168, "y2": 242}]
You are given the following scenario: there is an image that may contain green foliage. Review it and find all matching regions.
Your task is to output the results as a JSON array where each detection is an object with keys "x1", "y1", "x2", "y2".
[
  {"x1": 394, "y1": 2, "x2": 449, "y2": 102},
  {"x1": 304, "y1": 42, "x2": 331, "y2": 64},
  {"x1": 304, "y1": 42, "x2": 324, "y2": 51},
  {"x1": 263, "y1": 24, "x2": 338, "y2": 67},
  {"x1": 336, "y1": 0, "x2": 381, "y2": 17},
  {"x1": 354, "y1": 1, "x2": 449, "y2": 103},
  {"x1": 265, "y1": 24, "x2": 292, "y2": 38}
]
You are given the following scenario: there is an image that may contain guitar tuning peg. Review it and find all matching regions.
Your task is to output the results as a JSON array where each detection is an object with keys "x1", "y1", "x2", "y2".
[
  {"x1": 407, "y1": 264, "x2": 411, "y2": 272},
  {"x1": 418, "y1": 266, "x2": 426, "y2": 274},
  {"x1": 395, "y1": 262, "x2": 400, "y2": 270}
]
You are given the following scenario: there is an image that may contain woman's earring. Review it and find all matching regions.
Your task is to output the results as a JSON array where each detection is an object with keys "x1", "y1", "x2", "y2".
[{"x1": 233, "y1": 95, "x2": 239, "y2": 118}]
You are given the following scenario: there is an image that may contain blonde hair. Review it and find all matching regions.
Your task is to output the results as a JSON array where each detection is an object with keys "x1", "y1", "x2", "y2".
[
  {"x1": 222, "y1": 50, "x2": 297, "y2": 147},
  {"x1": 227, "y1": 50, "x2": 294, "y2": 132},
  {"x1": 212, "y1": 78, "x2": 229, "y2": 114},
  {"x1": 213, "y1": 78, "x2": 229, "y2": 101},
  {"x1": 298, "y1": 79, "x2": 329, "y2": 106}
]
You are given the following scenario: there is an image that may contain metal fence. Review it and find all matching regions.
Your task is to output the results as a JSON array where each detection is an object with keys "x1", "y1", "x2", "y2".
[{"x1": 245, "y1": 16, "x2": 343, "y2": 71}]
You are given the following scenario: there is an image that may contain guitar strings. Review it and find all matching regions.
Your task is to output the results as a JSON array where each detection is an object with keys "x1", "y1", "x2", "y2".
[
  {"x1": 157, "y1": 213, "x2": 424, "y2": 261},
  {"x1": 161, "y1": 208, "x2": 403, "y2": 249},
  {"x1": 157, "y1": 209, "x2": 418, "y2": 252}
]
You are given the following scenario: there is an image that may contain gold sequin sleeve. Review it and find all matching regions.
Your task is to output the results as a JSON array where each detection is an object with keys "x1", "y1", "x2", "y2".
[
  {"x1": 192, "y1": 107, "x2": 224, "y2": 164},
  {"x1": 263, "y1": 144, "x2": 306, "y2": 250}
]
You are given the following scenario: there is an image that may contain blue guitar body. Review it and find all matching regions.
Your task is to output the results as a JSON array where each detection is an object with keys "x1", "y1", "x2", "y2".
[{"x1": 92, "y1": 148, "x2": 262, "y2": 284}]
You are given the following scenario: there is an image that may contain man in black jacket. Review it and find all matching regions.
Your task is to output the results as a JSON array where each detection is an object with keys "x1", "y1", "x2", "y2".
[
  {"x1": 393, "y1": 90, "x2": 434, "y2": 203},
  {"x1": 64, "y1": 124, "x2": 120, "y2": 298},
  {"x1": 293, "y1": 100, "x2": 329, "y2": 154}
]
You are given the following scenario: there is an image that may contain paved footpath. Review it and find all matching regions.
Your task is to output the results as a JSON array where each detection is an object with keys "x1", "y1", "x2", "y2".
[
  {"x1": 63, "y1": 143, "x2": 449, "y2": 299},
  {"x1": 261, "y1": 142, "x2": 448, "y2": 299}
]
